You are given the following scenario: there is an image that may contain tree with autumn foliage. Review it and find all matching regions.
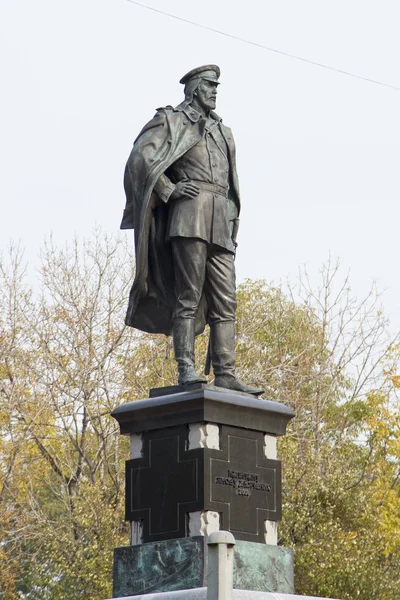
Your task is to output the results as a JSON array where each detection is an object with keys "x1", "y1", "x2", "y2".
[{"x1": 1, "y1": 236, "x2": 400, "y2": 599}]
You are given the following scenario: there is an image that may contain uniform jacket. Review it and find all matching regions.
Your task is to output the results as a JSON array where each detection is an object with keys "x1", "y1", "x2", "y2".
[{"x1": 121, "y1": 103, "x2": 241, "y2": 335}]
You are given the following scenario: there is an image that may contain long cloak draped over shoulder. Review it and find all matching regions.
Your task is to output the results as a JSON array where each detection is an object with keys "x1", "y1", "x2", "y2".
[{"x1": 121, "y1": 105, "x2": 241, "y2": 336}]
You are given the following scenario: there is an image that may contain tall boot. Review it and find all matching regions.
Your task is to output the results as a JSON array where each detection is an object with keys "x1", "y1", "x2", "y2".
[
  {"x1": 211, "y1": 321, "x2": 264, "y2": 395},
  {"x1": 173, "y1": 318, "x2": 208, "y2": 385}
]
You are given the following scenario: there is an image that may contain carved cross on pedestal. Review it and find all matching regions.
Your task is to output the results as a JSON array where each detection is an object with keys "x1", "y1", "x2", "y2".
[
  {"x1": 126, "y1": 426, "x2": 204, "y2": 542},
  {"x1": 206, "y1": 426, "x2": 281, "y2": 541}
]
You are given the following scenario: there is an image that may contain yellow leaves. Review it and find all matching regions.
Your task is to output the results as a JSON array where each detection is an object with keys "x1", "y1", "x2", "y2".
[
  {"x1": 362, "y1": 392, "x2": 400, "y2": 465},
  {"x1": 0, "y1": 361, "x2": 11, "y2": 380},
  {"x1": 280, "y1": 383, "x2": 400, "y2": 599},
  {"x1": 0, "y1": 509, "x2": 21, "y2": 599},
  {"x1": 383, "y1": 354, "x2": 400, "y2": 388},
  {"x1": 390, "y1": 375, "x2": 400, "y2": 388}
]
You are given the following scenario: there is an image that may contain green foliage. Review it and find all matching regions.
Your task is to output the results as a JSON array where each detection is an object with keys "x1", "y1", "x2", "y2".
[{"x1": 1, "y1": 239, "x2": 400, "y2": 599}]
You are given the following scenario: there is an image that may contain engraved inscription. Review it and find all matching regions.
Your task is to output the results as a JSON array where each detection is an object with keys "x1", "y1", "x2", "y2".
[{"x1": 215, "y1": 469, "x2": 272, "y2": 498}]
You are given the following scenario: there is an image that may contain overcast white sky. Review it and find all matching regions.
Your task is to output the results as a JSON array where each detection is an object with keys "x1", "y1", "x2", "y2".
[{"x1": 1, "y1": 0, "x2": 400, "y2": 329}]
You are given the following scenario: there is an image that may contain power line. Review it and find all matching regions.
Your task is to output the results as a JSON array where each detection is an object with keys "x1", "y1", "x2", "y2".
[{"x1": 124, "y1": 0, "x2": 400, "y2": 92}]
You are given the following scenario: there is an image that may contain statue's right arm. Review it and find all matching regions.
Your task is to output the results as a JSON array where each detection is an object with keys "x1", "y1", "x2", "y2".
[
  {"x1": 121, "y1": 111, "x2": 169, "y2": 229},
  {"x1": 153, "y1": 174, "x2": 176, "y2": 204},
  {"x1": 154, "y1": 177, "x2": 200, "y2": 203},
  {"x1": 132, "y1": 110, "x2": 177, "y2": 204}
]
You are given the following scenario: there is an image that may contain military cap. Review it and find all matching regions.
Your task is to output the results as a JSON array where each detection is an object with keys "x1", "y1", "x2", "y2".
[{"x1": 180, "y1": 64, "x2": 220, "y2": 85}]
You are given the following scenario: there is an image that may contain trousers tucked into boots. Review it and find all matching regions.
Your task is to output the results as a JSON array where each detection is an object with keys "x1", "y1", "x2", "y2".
[
  {"x1": 211, "y1": 321, "x2": 264, "y2": 395},
  {"x1": 173, "y1": 318, "x2": 207, "y2": 385}
]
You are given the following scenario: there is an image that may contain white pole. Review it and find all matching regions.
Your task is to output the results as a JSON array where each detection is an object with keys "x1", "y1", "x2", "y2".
[{"x1": 207, "y1": 531, "x2": 236, "y2": 600}]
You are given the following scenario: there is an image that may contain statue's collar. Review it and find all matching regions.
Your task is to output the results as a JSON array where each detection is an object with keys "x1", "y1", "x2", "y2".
[{"x1": 174, "y1": 102, "x2": 222, "y2": 124}]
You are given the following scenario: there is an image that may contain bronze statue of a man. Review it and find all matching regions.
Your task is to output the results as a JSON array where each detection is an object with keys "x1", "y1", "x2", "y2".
[{"x1": 121, "y1": 65, "x2": 263, "y2": 395}]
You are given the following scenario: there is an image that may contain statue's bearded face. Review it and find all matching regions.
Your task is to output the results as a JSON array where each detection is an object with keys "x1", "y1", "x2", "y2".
[{"x1": 194, "y1": 79, "x2": 218, "y2": 111}]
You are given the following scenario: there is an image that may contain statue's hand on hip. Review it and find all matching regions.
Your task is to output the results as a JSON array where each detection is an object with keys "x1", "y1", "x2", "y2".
[{"x1": 170, "y1": 180, "x2": 200, "y2": 201}]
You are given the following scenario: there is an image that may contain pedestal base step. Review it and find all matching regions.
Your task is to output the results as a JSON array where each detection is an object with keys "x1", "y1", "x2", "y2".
[
  {"x1": 109, "y1": 589, "x2": 341, "y2": 600},
  {"x1": 113, "y1": 538, "x2": 294, "y2": 598}
]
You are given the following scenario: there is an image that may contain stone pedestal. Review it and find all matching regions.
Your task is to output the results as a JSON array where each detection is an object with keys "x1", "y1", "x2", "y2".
[{"x1": 111, "y1": 385, "x2": 294, "y2": 598}]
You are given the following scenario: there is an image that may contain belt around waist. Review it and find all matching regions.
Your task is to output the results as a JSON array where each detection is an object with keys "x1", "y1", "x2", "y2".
[{"x1": 191, "y1": 182, "x2": 229, "y2": 197}]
